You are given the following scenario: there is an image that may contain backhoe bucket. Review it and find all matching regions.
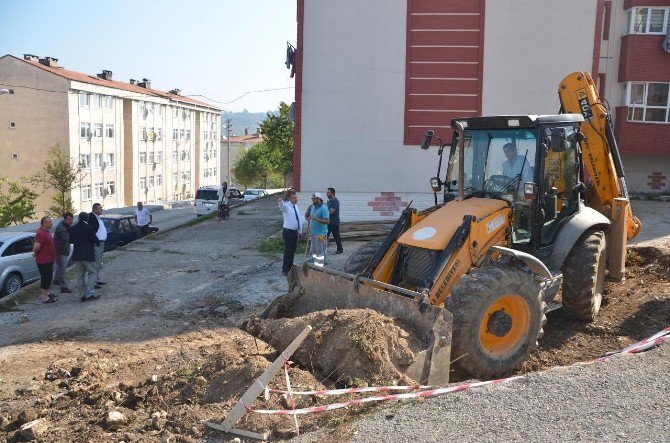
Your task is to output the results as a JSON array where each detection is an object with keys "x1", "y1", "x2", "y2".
[{"x1": 261, "y1": 262, "x2": 453, "y2": 385}]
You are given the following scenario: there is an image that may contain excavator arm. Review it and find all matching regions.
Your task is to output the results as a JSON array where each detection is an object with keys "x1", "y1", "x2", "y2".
[{"x1": 558, "y1": 72, "x2": 641, "y2": 240}]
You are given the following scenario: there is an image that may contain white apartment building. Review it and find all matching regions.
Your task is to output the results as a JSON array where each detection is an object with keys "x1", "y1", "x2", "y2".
[{"x1": 0, "y1": 54, "x2": 221, "y2": 215}]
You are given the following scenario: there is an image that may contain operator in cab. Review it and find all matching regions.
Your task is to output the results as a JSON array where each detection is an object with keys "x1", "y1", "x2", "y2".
[{"x1": 502, "y1": 143, "x2": 533, "y2": 182}]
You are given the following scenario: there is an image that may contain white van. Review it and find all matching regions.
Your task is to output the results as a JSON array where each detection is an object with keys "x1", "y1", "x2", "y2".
[{"x1": 194, "y1": 186, "x2": 221, "y2": 216}]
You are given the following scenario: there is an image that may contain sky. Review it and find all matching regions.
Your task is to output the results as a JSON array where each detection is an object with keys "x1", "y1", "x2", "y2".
[{"x1": 0, "y1": 0, "x2": 297, "y2": 113}]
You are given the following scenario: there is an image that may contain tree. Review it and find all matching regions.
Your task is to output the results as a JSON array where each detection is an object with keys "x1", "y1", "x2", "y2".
[
  {"x1": 232, "y1": 143, "x2": 272, "y2": 188},
  {"x1": 0, "y1": 178, "x2": 38, "y2": 227},
  {"x1": 30, "y1": 145, "x2": 84, "y2": 217},
  {"x1": 258, "y1": 102, "x2": 294, "y2": 184}
]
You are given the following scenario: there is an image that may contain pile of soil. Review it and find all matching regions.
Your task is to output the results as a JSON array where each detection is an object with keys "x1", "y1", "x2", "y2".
[
  {"x1": 0, "y1": 330, "x2": 349, "y2": 442},
  {"x1": 521, "y1": 245, "x2": 670, "y2": 373},
  {"x1": 246, "y1": 309, "x2": 425, "y2": 387}
]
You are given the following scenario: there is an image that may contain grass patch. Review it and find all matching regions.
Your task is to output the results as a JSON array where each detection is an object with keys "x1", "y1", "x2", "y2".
[
  {"x1": 183, "y1": 212, "x2": 216, "y2": 228},
  {"x1": 260, "y1": 236, "x2": 308, "y2": 256}
]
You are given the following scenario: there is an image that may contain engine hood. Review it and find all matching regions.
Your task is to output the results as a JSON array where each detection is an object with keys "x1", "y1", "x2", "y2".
[{"x1": 398, "y1": 198, "x2": 509, "y2": 250}]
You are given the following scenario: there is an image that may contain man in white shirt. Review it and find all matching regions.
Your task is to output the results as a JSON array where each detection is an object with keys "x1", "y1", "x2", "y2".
[
  {"x1": 89, "y1": 203, "x2": 108, "y2": 289},
  {"x1": 502, "y1": 143, "x2": 533, "y2": 183},
  {"x1": 217, "y1": 181, "x2": 228, "y2": 201},
  {"x1": 278, "y1": 190, "x2": 305, "y2": 276},
  {"x1": 134, "y1": 202, "x2": 153, "y2": 236}
]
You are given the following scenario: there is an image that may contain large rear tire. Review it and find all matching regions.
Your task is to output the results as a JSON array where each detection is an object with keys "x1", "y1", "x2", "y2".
[
  {"x1": 343, "y1": 240, "x2": 383, "y2": 274},
  {"x1": 561, "y1": 230, "x2": 607, "y2": 321},
  {"x1": 448, "y1": 266, "x2": 546, "y2": 379}
]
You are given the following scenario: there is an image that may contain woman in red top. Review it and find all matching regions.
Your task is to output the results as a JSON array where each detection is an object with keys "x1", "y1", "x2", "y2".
[{"x1": 33, "y1": 216, "x2": 57, "y2": 303}]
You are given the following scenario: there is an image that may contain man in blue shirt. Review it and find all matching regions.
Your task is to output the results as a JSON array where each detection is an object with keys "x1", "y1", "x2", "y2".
[
  {"x1": 305, "y1": 192, "x2": 330, "y2": 267},
  {"x1": 326, "y1": 187, "x2": 343, "y2": 254},
  {"x1": 278, "y1": 190, "x2": 305, "y2": 276}
]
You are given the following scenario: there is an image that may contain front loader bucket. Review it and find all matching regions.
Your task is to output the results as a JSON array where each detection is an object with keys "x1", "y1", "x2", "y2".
[{"x1": 261, "y1": 263, "x2": 453, "y2": 385}]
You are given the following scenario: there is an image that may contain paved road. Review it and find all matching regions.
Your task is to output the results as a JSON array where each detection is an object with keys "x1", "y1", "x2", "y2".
[{"x1": 0, "y1": 205, "x2": 196, "y2": 234}]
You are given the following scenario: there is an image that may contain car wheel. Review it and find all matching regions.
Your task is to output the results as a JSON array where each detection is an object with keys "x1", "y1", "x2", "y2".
[{"x1": 1, "y1": 272, "x2": 23, "y2": 297}]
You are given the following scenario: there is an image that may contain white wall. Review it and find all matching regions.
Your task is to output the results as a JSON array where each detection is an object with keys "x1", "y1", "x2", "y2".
[
  {"x1": 300, "y1": 0, "x2": 600, "y2": 197},
  {"x1": 481, "y1": 0, "x2": 598, "y2": 115},
  {"x1": 301, "y1": 0, "x2": 439, "y2": 194}
]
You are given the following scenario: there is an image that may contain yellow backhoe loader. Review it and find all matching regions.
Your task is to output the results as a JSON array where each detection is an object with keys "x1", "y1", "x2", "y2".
[{"x1": 262, "y1": 72, "x2": 641, "y2": 384}]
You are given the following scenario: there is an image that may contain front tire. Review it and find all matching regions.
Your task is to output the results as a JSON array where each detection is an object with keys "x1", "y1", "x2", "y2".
[
  {"x1": 561, "y1": 230, "x2": 607, "y2": 321},
  {"x1": 448, "y1": 266, "x2": 546, "y2": 379},
  {"x1": 2, "y1": 273, "x2": 23, "y2": 297}
]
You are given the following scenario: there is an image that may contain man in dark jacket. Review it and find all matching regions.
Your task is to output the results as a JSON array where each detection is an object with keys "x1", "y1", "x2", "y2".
[
  {"x1": 69, "y1": 212, "x2": 100, "y2": 301},
  {"x1": 53, "y1": 212, "x2": 74, "y2": 294}
]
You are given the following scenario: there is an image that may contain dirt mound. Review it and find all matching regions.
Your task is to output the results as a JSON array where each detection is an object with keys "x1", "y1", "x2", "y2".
[
  {"x1": 520, "y1": 245, "x2": 670, "y2": 374},
  {"x1": 246, "y1": 309, "x2": 425, "y2": 386},
  {"x1": 0, "y1": 330, "x2": 338, "y2": 441}
]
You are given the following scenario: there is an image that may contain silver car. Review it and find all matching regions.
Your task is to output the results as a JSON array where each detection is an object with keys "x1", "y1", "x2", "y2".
[
  {"x1": 0, "y1": 231, "x2": 74, "y2": 297},
  {"x1": 0, "y1": 232, "x2": 40, "y2": 297}
]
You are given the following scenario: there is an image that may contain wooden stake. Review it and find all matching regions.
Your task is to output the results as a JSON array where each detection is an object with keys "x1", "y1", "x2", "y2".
[{"x1": 205, "y1": 325, "x2": 313, "y2": 440}]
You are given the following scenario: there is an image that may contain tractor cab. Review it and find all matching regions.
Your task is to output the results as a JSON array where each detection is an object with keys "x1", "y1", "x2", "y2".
[{"x1": 423, "y1": 114, "x2": 586, "y2": 257}]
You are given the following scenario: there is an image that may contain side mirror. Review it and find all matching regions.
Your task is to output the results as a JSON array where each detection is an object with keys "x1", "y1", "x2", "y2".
[
  {"x1": 421, "y1": 130, "x2": 434, "y2": 150},
  {"x1": 430, "y1": 176, "x2": 442, "y2": 192},
  {"x1": 549, "y1": 127, "x2": 567, "y2": 152}
]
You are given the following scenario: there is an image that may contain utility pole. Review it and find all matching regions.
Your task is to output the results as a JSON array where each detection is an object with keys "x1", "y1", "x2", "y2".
[{"x1": 225, "y1": 118, "x2": 232, "y2": 183}]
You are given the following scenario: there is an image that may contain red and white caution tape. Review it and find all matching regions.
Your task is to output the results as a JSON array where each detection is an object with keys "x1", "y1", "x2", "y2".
[
  {"x1": 250, "y1": 377, "x2": 523, "y2": 415},
  {"x1": 592, "y1": 326, "x2": 670, "y2": 363},
  {"x1": 250, "y1": 326, "x2": 669, "y2": 416},
  {"x1": 267, "y1": 384, "x2": 433, "y2": 397}
]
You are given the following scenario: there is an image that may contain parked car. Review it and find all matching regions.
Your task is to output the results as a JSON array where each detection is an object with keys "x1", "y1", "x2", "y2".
[
  {"x1": 243, "y1": 188, "x2": 268, "y2": 201},
  {"x1": 194, "y1": 186, "x2": 244, "y2": 217},
  {"x1": 101, "y1": 214, "x2": 159, "y2": 252},
  {"x1": 226, "y1": 186, "x2": 243, "y2": 200},
  {"x1": 0, "y1": 231, "x2": 73, "y2": 297},
  {"x1": 194, "y1": 186, "x2": 220, "y2": 217}
]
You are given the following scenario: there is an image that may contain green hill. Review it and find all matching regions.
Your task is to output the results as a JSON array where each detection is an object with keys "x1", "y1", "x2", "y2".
[{"x1": 221, "y1": 110, "x2": 276, "y2": 137}]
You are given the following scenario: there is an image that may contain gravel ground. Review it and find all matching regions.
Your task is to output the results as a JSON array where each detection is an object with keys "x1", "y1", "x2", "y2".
[{"x1": 296, "y1": 341, "x2": 670, "y2": 442}]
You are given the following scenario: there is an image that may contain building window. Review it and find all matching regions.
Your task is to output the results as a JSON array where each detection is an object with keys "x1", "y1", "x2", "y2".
[
  {"x1": 140, "y1": 126, "x2": 147, "y2": 141},
  {"x1": 92, "y1": 94, "x2": 102, "y2": 108},
  {"x1": 106, "y1": 181, "x2": 115, "y2": 195},
  {"x1": 173, "y1": 107, "x2": 179, "y2": 118},
  {"x1": 93, "y1": 123, "x2": 103, "y2": 138},
  {"x1": 80, "y1": 122, "x2": 91, "y2": 138},
  {"x1": 140, "y1": 177, "x2": 146, "y2": 190},
  {"x1": 94, "y1": 153, "x2": 103, "y2": 168},
  {"x1": 180, "y1": 150, "x2": 186, "y2": 161},
  {"x1": 156, "y1": 151, "x2": 163, "y2": 162},
  {"x1": 186, "y1": 129, "x2": 191, "y2": 140},
  {"x1": 186, "y1": 151, "x2": 191, "y2": 161},
  {"x1": 139, "y1": 101, "x2": 146, "y2": 116},
  {"x1": 172, "y1": 150, "x2": 178, "y2": 161},
  {"x1": 212, "y1": 167, "x2": 216, "y2": 176},
  {"x1": 105, "y1": 124, "x2": 114, "y2": 138},
  {"x1": 81, "y1": 185, "x2": 91, "y2": 200},
  {"x1": 156, "y1": 175, "x2": 163, "y2": 186},
  {"x1": 172, "y1": 128, "x2": 179, "y2": 140},
  {"x1": 94, "y1": 182, "x2": 104, "y2": 198},
  {"x1": 626, "y1": 82, "x2": 670, "y2": 123},
  {"x1": 139, "y1": 152, "x2": 147, "y2": 164},
  {"x1": 105, "y1": 96, "x2": 114, "y2": 109},
  {"x1": 627, "y1": 7, "x2": 669, "y2": 34},
  {"x1": 105, "y1": 153, "x2": 115, "y2": 167},
  {"x1": 148, "y1": 176, "x2": 155, "y2": 188},
  {"x1": 204, "y1": 131, "x2": 208, "y2": 140},
  {"x1": 148, "y1": 152, "x2": 155, "y2": 164},
  {"x1": 79, "y1": 92, "x2": 89, "y2": 107},
  {"x1": 180, "y1": 129, "x2": 185, "y2": 139},
  {"x1": 79, "y1": 154, "x2": 91, "y2": 168},
  {"x1": 156, "y1": 128, "x2": 163, "y2": 140}
]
